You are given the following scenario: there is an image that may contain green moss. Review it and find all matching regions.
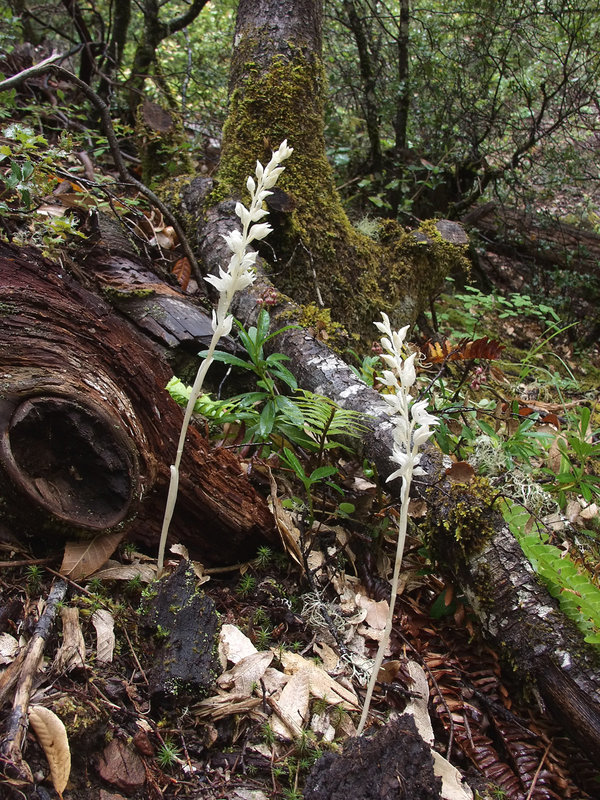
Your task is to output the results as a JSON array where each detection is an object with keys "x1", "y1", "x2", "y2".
[
  {"x1": 210, "y1": 40, "x2": 469, "y2": 339},
  {"x1": 425, "y1": 477, "x2": 497, "y2": 565}
]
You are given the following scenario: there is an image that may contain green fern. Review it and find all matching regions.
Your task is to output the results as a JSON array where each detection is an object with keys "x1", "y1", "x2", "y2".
[
  {"x1": 502, "y1": 500, "x2": 600, "y2": 645},
  {"x1": 283, "y1": 389, "x2": 367, "y2": 450}
]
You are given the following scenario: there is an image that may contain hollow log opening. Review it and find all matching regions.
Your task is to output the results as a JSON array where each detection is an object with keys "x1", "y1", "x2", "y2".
[{"x1": 1, "y1": 396, "x2": 137, "y2": 530}]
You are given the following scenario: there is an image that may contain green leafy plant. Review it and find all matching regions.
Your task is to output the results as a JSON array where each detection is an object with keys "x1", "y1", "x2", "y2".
[
  {"x1": 542, "y1": 406, "x2": 600, "y2": 508},
  {"x1": 199, "y1": 306, "x2": 301, "y2": 441},
  {"x1": 254, "y1": 545, "x2": 274, "y2": 569},
  {"x1": 236, "y1": 573, "x2": 257, "y2": 597},
  {"x1": 431, "y1": 282, "x2": 561, "y2": 340},
  {"x1": 169, "y1": 320, "x2": 366, "y2": 456},
  {"x1": 503, "y1": 500, "x2": 600, "y2": 645},
  {"x1": 25, "y1": 564, "x2": 44, "y2": 595},
  {"x1": 347, "y1": 349, "x2": 382, "y2": 387}
]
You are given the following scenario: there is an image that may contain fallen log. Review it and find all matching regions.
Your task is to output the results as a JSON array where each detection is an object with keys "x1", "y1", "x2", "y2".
[
  {"x1": 198, "y1": 199, "x2": 600, "y2": 759},
  {"x1": 462, "y1": 201, "x2": 600, "y2": 276},
  {"x1": 0, "y1": 240, "x2": 276, "y2": 563}
]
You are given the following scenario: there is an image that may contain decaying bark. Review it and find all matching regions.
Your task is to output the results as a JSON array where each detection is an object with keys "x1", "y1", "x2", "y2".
[
  {"x1": 0, "y1": 240, "x2": 275, "y2": 563},
  {"x1": 198, "y1": 201, "x2": 600, "y2": 760}
]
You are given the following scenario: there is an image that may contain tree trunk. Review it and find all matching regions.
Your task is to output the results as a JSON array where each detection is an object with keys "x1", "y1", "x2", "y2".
[
  {"x1": 395, "y1": 0, "x2": 410, "y2": 152},
  {"x1": 343, "y1": 0, "x2": 383, "y2": 171},
  {"x1": 211, "y1": 0, "x2": 469, "y2": 338},
  {"x1": 0, "y1": 240, "x2": 276, "y2": 564}
]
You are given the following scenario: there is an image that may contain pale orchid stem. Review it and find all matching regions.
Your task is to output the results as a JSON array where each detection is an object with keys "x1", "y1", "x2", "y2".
[
  {"x1": 156, "y1": 140, "x2": 292, "y2": 576},
  {"x1": 356, "y1": 469, "x2": 411, "y2": 734},
  {"x1": 157, "y1": 328, "x2": 225, "y2": 575}
]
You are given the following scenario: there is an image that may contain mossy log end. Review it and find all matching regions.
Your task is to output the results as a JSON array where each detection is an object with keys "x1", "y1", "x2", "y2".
[{"x1": 0, "y1": 241, "x2": 275, "y2": 563}]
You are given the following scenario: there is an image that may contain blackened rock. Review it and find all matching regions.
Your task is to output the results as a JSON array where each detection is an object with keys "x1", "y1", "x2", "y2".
[
  {"x1": 142, "y1": 559, "x2": 221, "y2": 706},
  {"x1": 304, "y1": 714, "x2": 441, "y2": 800}
]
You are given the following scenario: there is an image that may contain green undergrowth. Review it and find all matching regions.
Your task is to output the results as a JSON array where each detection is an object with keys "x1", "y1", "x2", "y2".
[{"x1": 503, "y1": 501, "x2": 600, "y2": 645}]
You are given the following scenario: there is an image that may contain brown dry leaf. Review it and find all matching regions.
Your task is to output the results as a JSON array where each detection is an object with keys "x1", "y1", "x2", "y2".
[
  {"x1": 89, "y1": 560, "x2": 157, "y2": 583},
  {"x1": 92, "y1": 608, "x2": 115, "y2": 664},
  {"x1": 0, "y1": 632, "x2": 20, "y2": 665},
  {"x1": 408, "y1": 498, "x2": 428, "y2": 518},
  {"x1": 35, "y1": 203, "x2": 67, "y2": 217},
  {"x1": 580, "y1": 502, "x2": 599, "y2": 520},
  {"x1": 268, "y1": 471, "x2": 304, "y2": 569},
  {"x1": 271, "y1": 668, "x2": 310, "y2": 739},
  {"x1": 217, "y1": 651, "x2": 273, "y2": 695},
  {"x1": 59, "y1": 531, "x2": 125, "y2": 581},
  {"x1": 445, "y1": 461, "x2": 475, "y2": 484},
  {"x1": 28, "y1": 705, "x2": 71, "y2": 798},
  {"x1": 193, "y1": 692, "x2": 263, "y2": 721},
  {"x1": 313, "y1": 641, "x2": 339, "y2": 672},
  {"x1": 172, "y1": 257, "x2": 192, "y2": 291},
  {"x1": 219, "y1": 624, "x2": 258, "y2": 668},
  {"x1": 356, "y1": 594, "x2": 388, "y2": 630},
  {"x1": 279, "y1": 651, "x2": 359, "y2": 709}
]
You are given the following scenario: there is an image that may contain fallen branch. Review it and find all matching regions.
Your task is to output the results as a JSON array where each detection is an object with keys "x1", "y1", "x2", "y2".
[{"x1": 0, "y1": 579, "x2": 67, "y2": 782}]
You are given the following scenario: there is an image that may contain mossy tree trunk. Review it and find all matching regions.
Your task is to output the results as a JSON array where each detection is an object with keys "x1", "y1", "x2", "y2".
[{"x1": 210, "y1": 0, "x2": 468, "y2": 339}]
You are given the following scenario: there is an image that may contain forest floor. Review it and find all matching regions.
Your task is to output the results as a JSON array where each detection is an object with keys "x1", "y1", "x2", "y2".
[{"x1": 1, "y1": 226, "x2": 599, "y2": 800}]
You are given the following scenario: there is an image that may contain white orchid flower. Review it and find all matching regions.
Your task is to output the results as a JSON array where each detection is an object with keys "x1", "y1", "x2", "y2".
[{"x1": 158, "y1": 141, "x2": 293, "y2": 577}]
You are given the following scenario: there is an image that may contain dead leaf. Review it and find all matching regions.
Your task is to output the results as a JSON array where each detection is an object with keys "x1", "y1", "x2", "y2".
[
  {"x1": 271, "y1": 668, "x2": 310, "y2": 739},
  {"x1": 278, "y1": 651, "x2": 359, "y2": 709},
  {"x1": 217, "y1": 651, "x2": 273, "y2": 695},
  {"x1": 92, "y1": 608, "x2": 115, "y2": 664},
  {"x1": 408, "y1": 498, "x2": 428, "y2": 518},
  {"x1": 219, "y1": 624, "x2": 258, "y2": 668},
  {"x1": 313, "y1": 641, "x2": 339, "y2": 672},
  {"x1": 172, "y1": 257, "x2": 191, "y2": 291},
  {"x1": 445, "y1": 461, "x2": 475, "y2": 484},
  {"x1": 356, "y1": 595, "x2": 388, "y2": 630},
  {"x1": 580, "y1": 502, "x2": 598, "y2": 520},
  {"x1": 88, "y1": 560, "x2": 157, "y2": 583},
  {"x1": 377, "y1": 659, "x2": 409, "y2": 685},
  {"x1": 60, "y1": 531, "x2": 125, "y2": 581},
  {"x1": 268, "y1": 470, "x2": 304, "y2": 569},
  {"x1": 28, "y1": 705, "x2": 71, "y2": 798},
  {"x1": 0, "y1": 632, "x2": 20, "y2": 665}
]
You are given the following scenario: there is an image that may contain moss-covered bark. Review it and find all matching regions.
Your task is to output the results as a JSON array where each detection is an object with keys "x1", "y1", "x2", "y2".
[{"x1": 210, "y1": 0, "x2": 468, "y2": 339}]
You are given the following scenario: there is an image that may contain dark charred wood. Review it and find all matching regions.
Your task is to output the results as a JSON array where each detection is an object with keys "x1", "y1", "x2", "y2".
[{"x1": 0, "y1": 240, "x2": 275, "y2": 563}]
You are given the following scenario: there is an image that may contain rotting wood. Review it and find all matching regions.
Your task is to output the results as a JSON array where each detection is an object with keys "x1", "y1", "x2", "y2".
[
  {"x1": 0, "y1": 240, "x2": 276, "y2": 563},
  {"x1": 198, "y1": 199, "x2": 600, "y2": 760}
]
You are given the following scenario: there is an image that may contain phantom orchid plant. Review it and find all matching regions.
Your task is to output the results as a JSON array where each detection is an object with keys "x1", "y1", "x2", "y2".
[
  {"x1": 357, "y1": 312, "x2": 438, "y2": 734},
  {"x1": 157, "y1": 140, "x2": 293, "y2": 575}
]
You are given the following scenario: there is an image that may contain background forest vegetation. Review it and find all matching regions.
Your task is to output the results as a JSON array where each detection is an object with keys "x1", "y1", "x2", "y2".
[{"x1": 1, "y1": 2, "x2": 600, "y2": 799}]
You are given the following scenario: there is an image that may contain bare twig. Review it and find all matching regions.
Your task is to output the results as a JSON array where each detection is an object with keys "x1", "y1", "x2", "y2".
[{"x1": 0, "y1": 579, "x2": 67, "y2": 781}]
